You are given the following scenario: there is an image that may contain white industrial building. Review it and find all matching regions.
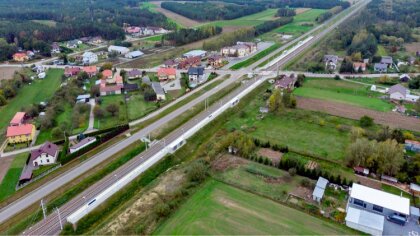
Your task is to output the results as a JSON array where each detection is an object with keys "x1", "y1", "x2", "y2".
[
  {"x1": 183, "y1": 50, "x2": 207, "y2": 58},
  {"x1": 124, "y1": 50, "x2": 144, "y2": 59},
  {"x1": 108, "y1": 45, "x2": 130, "y2": 55},
  {"x1": 82, "y1": 52, "x2": 98, "y2": 65}
]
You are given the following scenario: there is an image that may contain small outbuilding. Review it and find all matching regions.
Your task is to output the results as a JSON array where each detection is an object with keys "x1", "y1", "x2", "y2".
[{"x1": 312, "y1": 177, "x2": 328, "y2": 203}]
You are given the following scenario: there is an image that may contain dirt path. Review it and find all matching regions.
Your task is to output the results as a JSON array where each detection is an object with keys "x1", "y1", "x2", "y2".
[
  {"x1": 0, "y1": 157, "x2": 13, "y2": 183},
  {"x1": 297, "y1": 97, "x2": 420, "y2": 132},
  {"x1": 151, "y1": 1, "x2": 201, "y2": 28}
]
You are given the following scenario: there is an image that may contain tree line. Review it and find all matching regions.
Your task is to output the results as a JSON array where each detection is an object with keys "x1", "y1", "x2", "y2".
[
  {"x1": 161, "y1": 1, "x2": 265, "y2": 21},
  {"x1": 220, "y1": 0, "x2": 350, "y2": 10},
  {"x1": 163, "y1": 26, "x2": 222, "y2": 46}
]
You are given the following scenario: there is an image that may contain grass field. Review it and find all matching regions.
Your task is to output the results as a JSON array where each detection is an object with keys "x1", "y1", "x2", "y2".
[
  {"x1": 0, "y1": 153, "x2": 28, "y2": 201},
  {"x1": 274, "y1": 9, "x2": 326, "y2": 35},
  {"x1": 294, "y1": 78, "x2": 394, "y2": 111},
  {"x1": 230, "y1": 43, "x2": 280, "y2": 70},
  {"x1": 126, "y1": 92, "x2": 158, "y2": 121},
  {"x1": 202, "y1": 8, "x2": 278, "y2": 27},
  {"x1": 155, "y1": 180, "x2": 356, "y2": 235},
  {"x1": 0, "y1": 69, "x2": 63, "y2": 141},
  {"x1": 31, "y1": 20, "x2": 57, "y2": 27},
  {"x1": 94, "y1": 95, "x2": 128, "y2": 129},
  {"x1": 144, "y1": 35, "x2": 163, "y2": 42},
  {"x1": 376, "y1": 45, "x2": 387, "y2": 57}
]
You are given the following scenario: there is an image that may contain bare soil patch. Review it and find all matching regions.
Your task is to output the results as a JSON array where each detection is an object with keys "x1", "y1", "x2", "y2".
[
  {"x1": 305, "y1": 160, "x2": 319, "y2": 170},
  {"x1": 355, "y1": 175, "x2": 381, "y2": 190},
  {"x1": 290, "y1": 186, "x2": 313, "y2": 201},
  {"x1": 297, "y1": 97, "x2": 420, "y2": 132},
  {"x1": 0, "y1": 67, "x2": 19, "y2": 80},
  {"x1": 212, "y1": 154, "x2": 247, "y2": 171},
  {"x1": 0, "y1": 157, "x2": 13, "y2": 183},
  {"x1": 405, "y1": 42, "x2": 420, "y2": 53},
  {"x1": 258, "y1": 148, "x2": 282, "y2": 166},
  {"x1": 151, "y1": 1, "x2": 201, "y2": 28}
]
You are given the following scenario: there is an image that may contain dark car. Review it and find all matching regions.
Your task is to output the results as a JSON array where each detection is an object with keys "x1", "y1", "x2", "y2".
[{"x1": 386, "y1": 214, "x2": 406, "y2": 226}]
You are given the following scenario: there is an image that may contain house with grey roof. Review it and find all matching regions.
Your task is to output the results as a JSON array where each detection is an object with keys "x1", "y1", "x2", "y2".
[
  {"x1": 388, "y1": 84, "x2": 419, "y2": 102},
  {"x1": 128, "y1": 69, "x2": 142, "y2": 79},
  {"x1": 374, "y1": 63, "x2": 387, "y2": 73},
  {"x1": 70, "y1": 137, "x2": 97, "y2": 153},
  {"x1": 152, "y1": 82, "x2": 165, "y2": 100},
  {"x1": 380, "y1": 56, "x2": 393, "y2": 67},
  {"x1": 323, "y1": 55, "x2": 339, "y2": 70},
  {"x1": 274, "y1": 74, "x2": 297, "y2": 90},
  {"x1": 312, "y1": 177, "x2": 328, "y2": 203},
  {"x1": 188, "y1": 66, "x2": 206, "y2": 88},
  {"x1": 31, "y1": 142, "x2": 59, "y2": 167}
]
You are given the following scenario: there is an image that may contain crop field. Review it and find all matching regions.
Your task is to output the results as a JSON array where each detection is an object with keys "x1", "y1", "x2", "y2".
[
  {"x1": 0, "y1": 153, "x2": 28, "y2": 201},
  {"x1": 293, "y1": 78, "x2": 394, "y2": 112},
  {"x1": 274, "y1": 9, "x2": 326, "y2": 35},
  {"x1": 202, "y1": 8, "x2": 278, "y2": 28},
  {"x1": 0, "y1": 69, "x2": 62, "y2": 141},
  {"x1": 155, "y1": 180, "x2": 356, "y2": 235}
]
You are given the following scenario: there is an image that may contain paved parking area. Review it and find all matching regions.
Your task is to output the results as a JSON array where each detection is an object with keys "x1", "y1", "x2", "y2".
[
  {"x1": 383, "y1": 217, "x2": 420, "y2": 236},
  {"x1": 162, "y1": 79, "x2": 181, "y2": 91}
]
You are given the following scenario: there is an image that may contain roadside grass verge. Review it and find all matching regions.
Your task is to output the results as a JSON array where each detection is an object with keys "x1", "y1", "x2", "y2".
[
  {"x1": 154, "y1": 180, "x2": 357, "y2": 235},
  {"x1": 230, "y1": 44, "x2": 280, "y2": 70},
  {"x1": 0, "y1": 153, "x2": 28, "y2": 201},
  {"x1": 293, "y1": 78, "x2": 393, "y2": 112}
]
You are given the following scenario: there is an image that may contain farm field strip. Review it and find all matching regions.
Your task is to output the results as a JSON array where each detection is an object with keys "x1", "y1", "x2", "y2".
[{"x1": 154, "y1": 180, "x2": 357, "y2": 235}]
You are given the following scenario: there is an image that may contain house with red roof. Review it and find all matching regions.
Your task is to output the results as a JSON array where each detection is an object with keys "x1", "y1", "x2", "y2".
[
  {"x1": 82, "y1": 66, "x2": 97, "y2": 77},
  {"x1": 13, "y1": 52, "x2": 29, "y2": 62},
  {"x1": 6, "y1": 124, "x2": 36, "y2": 144},
  {"x1": 10, "y1": 112, "x2": 26, "y2": 126},
  {"x1": 64, "y1": 67, "x2": 81, "y2": 77},
  {"x1": 157, "y1": 68, "x2": 176, "y2": 81},
  {"x1": 100, "y1": 85, "x2": 123, "y2": 96},
  {"x1": 102, "y1": 69, "x2": 113, "y2": 80}
]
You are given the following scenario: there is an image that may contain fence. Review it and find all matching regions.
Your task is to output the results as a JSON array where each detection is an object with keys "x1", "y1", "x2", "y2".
[{"x1": 16, "y1": 164, "x2": 62, "y2": 191}]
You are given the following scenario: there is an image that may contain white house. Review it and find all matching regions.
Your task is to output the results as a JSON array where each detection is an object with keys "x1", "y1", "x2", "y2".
[
  {"x1": 108, "y1": 45, "x2": 130, "y2": 55},
  {"x1": 345, "y1": 183, "x2": 410, "y2": 235},
  {"x1": 70, "y1": 137, "x2": 97, "y2": 153},
  {"x1": 30, "y1": 142, "x2": 59, "y2": 167},
  {"x1": 388, "y1": 84, "x2": 419, "y2": 102},
  {"x1": 152, "y1": 82, "x2": 165, "y2": 100},
  {"x1": 82, "y1": 52, "x2": 98, "y2": 65}
]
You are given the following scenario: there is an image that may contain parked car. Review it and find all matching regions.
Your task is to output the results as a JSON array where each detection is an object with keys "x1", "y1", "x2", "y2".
[{"x1": 386, "y1": 214, "x2": 406, "y2": 226}]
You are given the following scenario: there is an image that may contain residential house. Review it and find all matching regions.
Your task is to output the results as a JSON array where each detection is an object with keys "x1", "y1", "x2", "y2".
[
  {"x1": 221, "y1": 42, "x2": 256, "y2": 57},
  {"x1": 99, "y1": 84, "x2": 122, "y2": 96},
  {"x1": 69, "y1": 137, "x2": 97, "y2": 153},
  {"x1": 374, "y1": 63, "x2": 387, "y2": 73},
  {"x1": 64, "y1": 67, "x2": 81, "y2": 77},
  {"x1": 82, "y1": 52, "x2": 98, "y2": 65},
  {"x1": 345, "y1": 183, "x2": 410, "y2": 235},
  {"x1": 82, "y1": 66, "x2": 97, "y2": 77},
  {"x1": 381, "y1": 56, "x2": 393, "y2": 67},
  {"x1": 312, "y1": 177, "x2": 328, "y2": 203},
  {"x1": 208, "y1": 55, "x2": 224, "y2": 68},
  {"x1": 51, "y1": 42, "x2": 61, "y2": 54},
  {"x1": 323, "y1": 55, "x2": 339, "y2": 70},
  {"x1": 183, "y1": 50, "x2": 207, "y2": 59},
  {"x1": 188, "y1": 66, "x2": 206, "y2": 88},
  {"x1": 353, "y1": 62, "x2": 366, "y2": 72},
  {"x1": 405, "y1": 140, "x2": 420, "y2": 153},
  {"x1": 6, "y1": 112, "x2": 35, "y2": 144},
  {"x1": 274, "y1": 74, "x2": 297, "y2": 90},
  {"x1": 163, "y1": 59, "x2": 177, "y2": 68},
  {"x1": 178, "y1": 56, "x2": 201, "y2": 69},
  {"x1": 33, "y1": 65, "x2": 45, "y2": 74},
  {"x1": 76, "y1": 94, "x2": 91, "y2": 103},
  {"x1": 66, "y1": 40, "x2": 80, "y2": 49},
  {"x1": 90, "y1": 36, "x2": 103, "y2": 44},
  {"x1": 26, "y1": 50, "x2": 35, "y2": 59},
  {"x1": 125, "y1": 26, "x2": 141, "y2": 35},
  {"x1": 399, "y1": 74, "x2": 411, "y2": 82},
  {"x1": 30, "y1": 142, "x2": 59, "y2": 166},
  {"x1": 13, "y1": 53, "x2": 29, "y2": 62},
  {"x1": 108, "y1": 45, "x2": 130, "y2": 55},
  {"x1": 388, "y1": 84, "x2": 419, "y2": 102},
  {"x1": 152, "y1": 82, "x2": 165, "y2": 100},
  {"x1": 102, "y1": 69, "x2": 113, "y2": 80},
  {"x1": 157, "y1": 68, "x2": 176, "y2": 81},
  {"x1": 128, "y1": 69, "x2": 142, "y2": 79},
  {"x1": 125, "y1": 50, "x2": 144, "y2": 59}
]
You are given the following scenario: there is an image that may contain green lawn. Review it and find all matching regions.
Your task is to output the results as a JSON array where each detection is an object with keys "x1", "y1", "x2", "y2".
[
  {"x1": 230, "y1": 43, "x2": 280, "y2": 70},
  {"x1": 154, "y1": 180, "x2": 356, "y2": 235},
  {"x1": 94, "y1": 95, "x2": 128, "y2": 129},
  {"x1": 126, "y1": 92, "x2": 158, "y2": 121},
  {"x1": 0, "y1": 69, "x2": 63, "y2": 141},
  {"x1": 201, "y1": 8, "x2": 278, "y2": 27},
  {"x1": 275, "y1": 9, "x2": 326, "y2": 35},
  {"x1": 144, "y1": 35, "x2": 163, "y2": 42},
  {"x1": 294, "y1": 78, "x2": 394, "y2": 111},
  {"x1": 376, "y1": 45, "x2": 387, "y2": 57},
  {"x1": 0, "y1": 153, "x2": 28, "y2": 201}
]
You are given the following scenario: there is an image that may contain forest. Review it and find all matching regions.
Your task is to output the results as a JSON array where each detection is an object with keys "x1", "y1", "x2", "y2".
[
  {"x1": 0, "y1": 0, "x2": 174, "y2": 60},
  {"x1": 161, "y1": 2, "x2": 265, "y2": 21},
  {"x1": 162, "y1": 26, "x2": 223, "y2": 46},
  {"x1": 220, "y1": 0, "x2": 350, "y2": 9}
]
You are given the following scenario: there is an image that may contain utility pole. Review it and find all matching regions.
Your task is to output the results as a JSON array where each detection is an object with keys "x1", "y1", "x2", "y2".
[
  {"x1": 56, "y1": 208, "x2": 63, "y2": 230},
  {"x1": 41, "y1": 199, "x2": 47, "y2": 220}
]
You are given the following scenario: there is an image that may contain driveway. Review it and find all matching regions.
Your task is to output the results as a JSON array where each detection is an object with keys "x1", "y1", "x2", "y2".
[
  {"x1": 162, "y1": 79, "x2": 181, "y2": 91},
  {"x1": 87, "y1": 99, "x2": 96, "y2": 131},
  {"x1": 383, "y1": 217, "x2": 420, "y2": 236}
]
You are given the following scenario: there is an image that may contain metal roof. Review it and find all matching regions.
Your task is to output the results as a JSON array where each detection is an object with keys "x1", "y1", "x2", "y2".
[
  {"x1": 345, "y1": 206, "x2": 384, "y2": 231},
  {"x1": 350, "y1": 183, "x2": 410, "y2": 215}
]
